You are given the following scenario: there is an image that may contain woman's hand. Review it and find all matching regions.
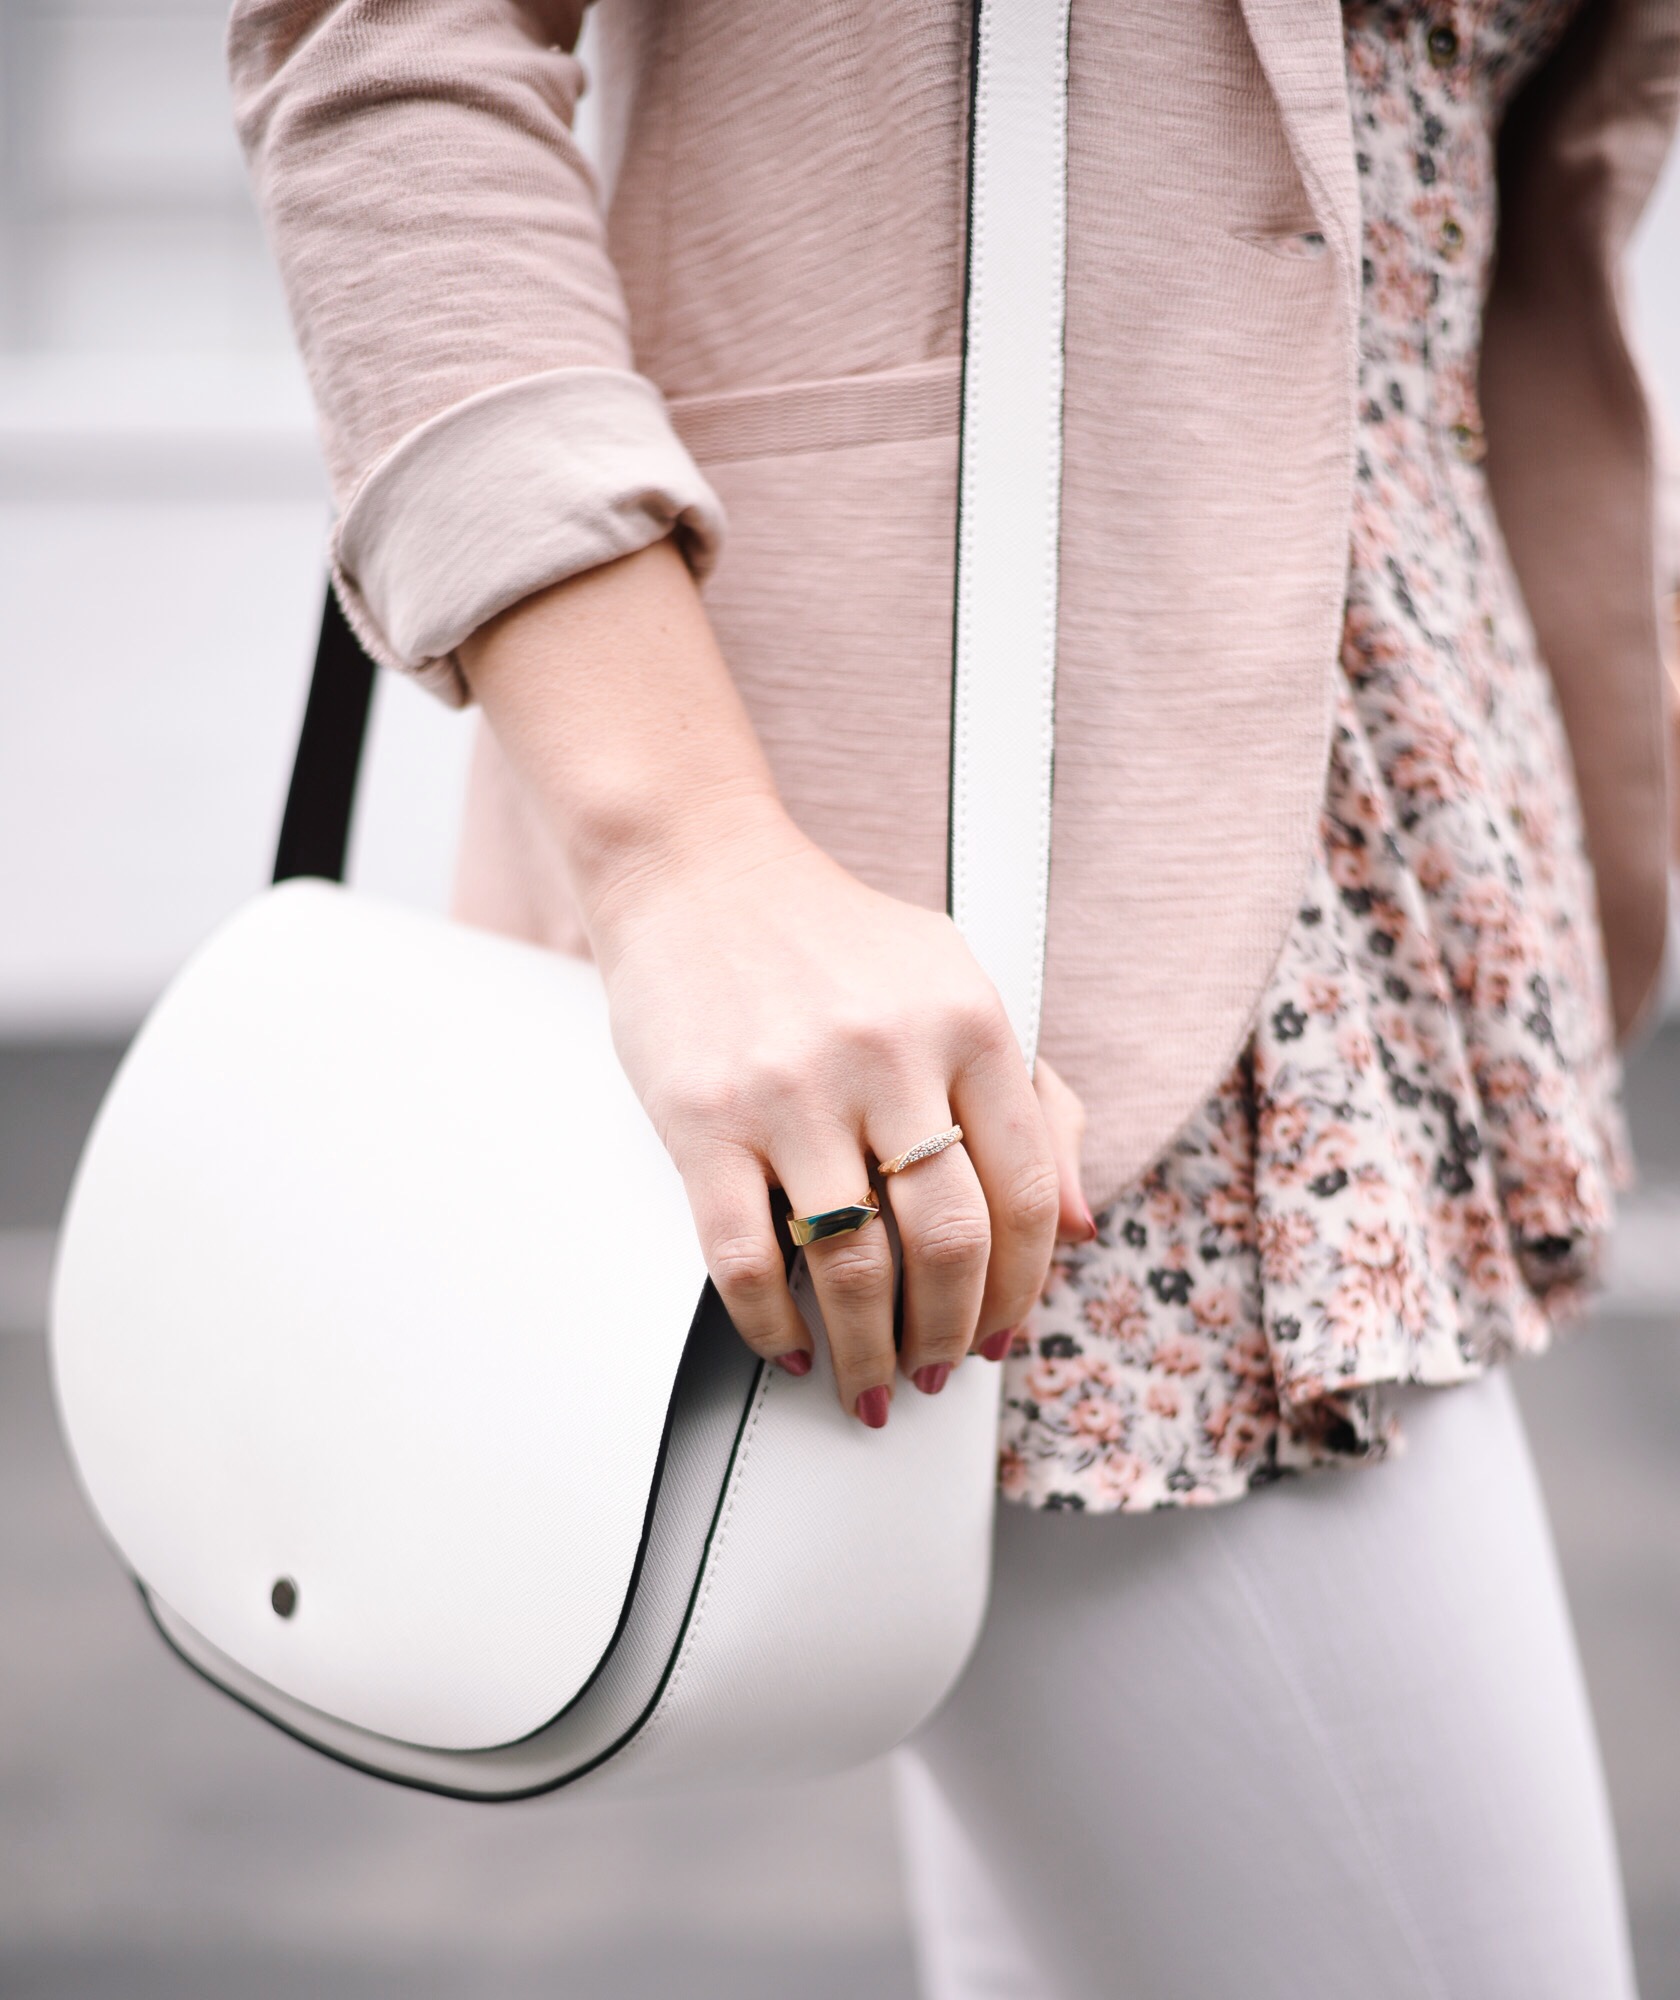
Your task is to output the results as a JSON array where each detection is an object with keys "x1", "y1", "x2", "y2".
[
  {"x1": 460, "y1": 539, "x2": 1092, "y2": 1425},
  {"x1": 590, "y1": 806, "x2": 1087, "y2": 1424}
]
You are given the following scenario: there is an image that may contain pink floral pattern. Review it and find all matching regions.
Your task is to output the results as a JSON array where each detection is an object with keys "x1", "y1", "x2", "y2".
[{"x1": 1000, "y1": 0, "x2": 1629, "y2": 1513}]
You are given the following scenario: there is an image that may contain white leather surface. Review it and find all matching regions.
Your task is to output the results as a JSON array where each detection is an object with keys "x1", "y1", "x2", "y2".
[
  {"x1": 141, "y1": 1289, "x2": 764, "y2": 1794},
  {"x1": 141, "y1": 1266, "x2": 1000, "y2": 1798},
  {"x1": 950, "y1": 0, "x2": 1070, "y2": 1071},
  {"x1": 52, "y1": 882, "x2": 706, "y2": 1751}
]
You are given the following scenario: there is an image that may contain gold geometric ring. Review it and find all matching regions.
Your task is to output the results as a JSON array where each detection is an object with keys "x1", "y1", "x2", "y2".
[
  {"x1": 786, "y1": 1185, "x2": 881, "y2": 1249},
  {"x1": 879, "y1": 1124, "x2": 964, "y2": 1177}
]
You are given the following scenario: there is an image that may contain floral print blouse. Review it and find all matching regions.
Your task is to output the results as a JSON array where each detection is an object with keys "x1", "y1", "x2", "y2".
[{"x1": 999, "y1": 0, "x2": 1629, "y2": 1513}]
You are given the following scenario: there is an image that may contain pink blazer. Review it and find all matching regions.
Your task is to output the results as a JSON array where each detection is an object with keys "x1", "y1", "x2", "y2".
[{"x1": 230, "y1": 0, "x2": 1678, "y2": 1211}]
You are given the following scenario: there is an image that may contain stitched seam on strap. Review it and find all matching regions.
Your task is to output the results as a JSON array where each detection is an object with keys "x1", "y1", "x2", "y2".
[
  {"x1": 1207, "y1": 1514, "x2": 1454, "y2": 2000},
  {"x1": 1029, "y1": 0, "x2": 1071, "y2": 1072}
]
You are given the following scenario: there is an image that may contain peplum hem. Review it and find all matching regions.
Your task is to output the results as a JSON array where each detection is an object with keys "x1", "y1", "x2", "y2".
[
  {"x1": 998, "y1": 680, "x2": 1627, "y2": 1516},
  {"x1": 997, "y1": 704, "x2": 1627, "y2": 1513}
]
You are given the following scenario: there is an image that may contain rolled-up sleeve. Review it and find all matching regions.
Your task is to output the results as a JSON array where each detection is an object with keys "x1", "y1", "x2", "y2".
[{"x1": 230, "y1": 0, "x2": 724, "y2": 702}]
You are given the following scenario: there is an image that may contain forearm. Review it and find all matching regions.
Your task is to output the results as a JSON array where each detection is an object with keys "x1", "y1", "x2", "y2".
[{"x1": 458, "y1": 539, "x2": 798, "y2": 939}]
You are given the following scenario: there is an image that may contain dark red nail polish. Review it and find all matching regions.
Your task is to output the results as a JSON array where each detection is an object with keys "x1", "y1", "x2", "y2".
[
  {"x1": 856, "y1": 1385, "x2": 891, "y2": 1429},
  {"x1": 774, "y1": 1349, "x2": 812, "y2": 1377},
  {"x1": 912, "y1": 1362, "x2": 951, "y2": 1397},
  {"x1": 977, "y1": 1326, "x2": 1015, "y2": 1363}
]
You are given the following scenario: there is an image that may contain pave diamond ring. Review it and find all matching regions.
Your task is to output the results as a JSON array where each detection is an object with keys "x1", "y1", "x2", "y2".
[{"x1": 878, "y1": 1125, "x2": 965, "y2": 1177}]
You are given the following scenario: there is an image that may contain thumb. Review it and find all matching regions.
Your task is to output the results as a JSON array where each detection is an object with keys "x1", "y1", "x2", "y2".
[{"x1": 1033, "y1": 1055, "x2": 1097, "y2": 1244}]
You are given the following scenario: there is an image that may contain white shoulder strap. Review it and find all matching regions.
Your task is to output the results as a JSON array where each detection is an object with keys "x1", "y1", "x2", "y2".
[{"x1": 949, "y1": 0, "x2": 1071, "y2": 1075}]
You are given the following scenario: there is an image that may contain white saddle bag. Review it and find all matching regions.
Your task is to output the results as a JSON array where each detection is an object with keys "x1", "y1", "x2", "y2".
[{"x1": 48, "y1": 0, "x2": 1070, "y2": 1802}]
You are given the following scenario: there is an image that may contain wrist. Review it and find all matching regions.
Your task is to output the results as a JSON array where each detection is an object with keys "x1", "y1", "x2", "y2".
[
  {"x1": 569, "y1": 784, "x2": 807, "y2": 954},
  {"x1": 457, "y1": 539, "x2": 807, "y2": 945}
]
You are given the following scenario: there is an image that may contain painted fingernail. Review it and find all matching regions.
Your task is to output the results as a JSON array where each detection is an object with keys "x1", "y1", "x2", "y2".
[
  {"x1": 774, "y1": 1349, "x2": 812, "y2": 1377},
  {"x1": 912, "y1": 1363, "x2": 951, "y2": 1397},
  {"x1": 976, "y1": 1326, "x2": 1015, "y2": 1363},
  {"x1": 856, "y1": 1385, "x2": 892, "y2": 1429}
]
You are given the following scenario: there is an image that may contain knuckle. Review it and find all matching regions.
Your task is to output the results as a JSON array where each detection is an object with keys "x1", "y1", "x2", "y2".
[
  {"x1": 815, "y1": 1237, "x2": 894, "y2": 1304},
  {"x1": 1002, "y1": 1156, "x2": 1062, "y2": 1237},
  {"x1": 663, "y1": 1073, "x2": 750, "y2": 1147},
  {"x1": 945, "y1": 985, "x2": 1008, "y2": 1053},
  {"x1": 748, "y1": 1039, "x2": 813, "y2": 1110},
  {"x1": 732, "y1": 1048, "x2": 812, "y2": 1128},
  {"x1": 906, "y1": 1206, "x2": 992, "y2": 1274},
  {"x1": 836, "y1": 1018, "x2": 927, "y2": 1102},
  {"x1": 834, "y1": 1004, "x2": 910, "y2": 1065},
  {"x1": 708, "y1": 1234, "x2": 785, "y2": 1302},
  {"x1": 675, "y1": 1044, "x2": 820, "y2": 1135}
]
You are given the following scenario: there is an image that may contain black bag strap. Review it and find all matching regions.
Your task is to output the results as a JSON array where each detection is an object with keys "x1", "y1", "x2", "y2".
[{"x1": 272, "y1": 588, "x2": 378, "y2": 887}]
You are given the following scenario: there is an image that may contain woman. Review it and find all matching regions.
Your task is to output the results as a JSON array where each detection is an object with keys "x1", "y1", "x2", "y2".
[{"x1": 231, "y1": 1, "x2": 1676, "y2": 1992}]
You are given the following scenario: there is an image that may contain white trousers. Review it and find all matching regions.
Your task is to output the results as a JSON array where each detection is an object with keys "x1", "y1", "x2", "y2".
[{"x1": 895, "y1": 1370, "x2": 1637, "y2": 2000}]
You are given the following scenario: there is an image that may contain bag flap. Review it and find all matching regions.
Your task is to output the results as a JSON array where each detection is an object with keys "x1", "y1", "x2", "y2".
[{"x1": 51, "y1": 881, "x2": 708, "y2": 1752}]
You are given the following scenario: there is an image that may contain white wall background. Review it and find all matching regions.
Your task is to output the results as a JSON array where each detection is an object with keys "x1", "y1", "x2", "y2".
[{"x1": 1, "y1": 0, "x2": 1677, "y2": 1034}]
